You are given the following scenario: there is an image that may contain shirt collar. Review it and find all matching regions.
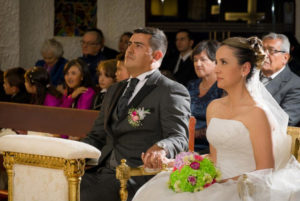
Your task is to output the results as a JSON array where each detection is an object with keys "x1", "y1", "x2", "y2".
[
  {"x1": 180, "y1": 50, "x2": 193, "y2": 62},
  {"x1": 269, "y1": 66, "x2": 286, "y2": 79},
  {"x1": 129, "y1": 69, "x2": 156, "y2": 82},
  {"x1": 261, "y1": 66, "x2": 286, "y2": 79},
  {"x1": 100, "y1": 88, "x2": 107, "y2": 93}
]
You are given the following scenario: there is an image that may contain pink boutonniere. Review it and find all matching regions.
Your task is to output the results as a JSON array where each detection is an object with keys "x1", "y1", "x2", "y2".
[{"x1": 128, "y1": 107, "x2": 150, "y2": 127}]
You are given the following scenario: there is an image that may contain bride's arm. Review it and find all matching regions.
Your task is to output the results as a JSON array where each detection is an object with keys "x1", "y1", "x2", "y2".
[
  {"x1": 247, "y1": 107, "x2": 274, "y2": 170},
  {"x1": 204, "y1": 101, "x2": 217, "y2": 164},
  {"x1": 203, "y1": 145, "x2": 216, "y2": 163}
]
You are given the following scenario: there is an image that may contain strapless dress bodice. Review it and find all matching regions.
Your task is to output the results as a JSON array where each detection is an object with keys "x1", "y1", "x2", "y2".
[{"x1": 206, "y1": 118, "x2": 256, "y2": 179}]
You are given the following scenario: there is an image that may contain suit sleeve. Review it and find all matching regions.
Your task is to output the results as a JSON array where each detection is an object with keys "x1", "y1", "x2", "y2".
[
  {"x1": 281, "y1": 77, "x2": 300, "y2": 126},
  {"x1": 157, "y1": 83, "x2": 191, "y2": 158},
  {"x1": 81, "y1": 108, "x2": 107, "y2": 150},
  {"x1": 80, "y1": 90, "x2": 111, "y2": 150}
]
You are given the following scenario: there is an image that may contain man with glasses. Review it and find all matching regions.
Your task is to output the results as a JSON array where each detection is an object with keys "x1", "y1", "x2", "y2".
[
  {"x1": 79, "y1": 28, "x2": 118, "y2": 82},
  {"x1": 261, "y1": 32, "x2": 300, "y2": 126}
]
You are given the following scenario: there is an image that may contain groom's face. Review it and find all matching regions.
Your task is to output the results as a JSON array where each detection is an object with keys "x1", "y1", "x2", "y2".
[{"x1": 125, "y1": 33, "x2": 154, "y2": 77}]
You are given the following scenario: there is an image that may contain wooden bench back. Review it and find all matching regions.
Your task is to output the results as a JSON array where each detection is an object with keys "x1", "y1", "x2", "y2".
[{"x1": 0, "y1": 102, "x2": 99, "y2": 137}]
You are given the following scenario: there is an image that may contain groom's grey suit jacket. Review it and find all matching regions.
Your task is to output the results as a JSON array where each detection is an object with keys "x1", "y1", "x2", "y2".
[
  {"x1": 265, "y1": 66, "x2": 300, "y2": 126},
  {"x1": 82, "y1": 70, "x2": 191, "y2": 167}
]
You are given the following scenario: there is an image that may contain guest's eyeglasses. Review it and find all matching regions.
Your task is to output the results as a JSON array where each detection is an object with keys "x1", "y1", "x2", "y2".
[
  {"x1": 264, "y1": 48, "x2": 286, "y2": 55},
  {"x1": 80, "y1": 40, "x2": 100, "y2": 46}
]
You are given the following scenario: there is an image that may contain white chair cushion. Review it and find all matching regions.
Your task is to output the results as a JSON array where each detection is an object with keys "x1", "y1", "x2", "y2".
[{"x1": 0, "y1": 135, "x2": 101, "y2": 159}]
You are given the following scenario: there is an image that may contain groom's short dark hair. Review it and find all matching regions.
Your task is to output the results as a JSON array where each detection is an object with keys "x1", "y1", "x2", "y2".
[{"x1": 133, "y1": 27, "x2": 168, "y2": 57}]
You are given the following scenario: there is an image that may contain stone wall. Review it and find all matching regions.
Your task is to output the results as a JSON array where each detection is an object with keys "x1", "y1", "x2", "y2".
[{"x1": 0, "y1": 0, "x2": 145, "y2": 70}]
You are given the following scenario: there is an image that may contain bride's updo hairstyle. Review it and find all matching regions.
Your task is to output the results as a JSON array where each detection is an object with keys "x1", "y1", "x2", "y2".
[{"x1": 221, "y1": 36, "x2": 266, "y2": 81}]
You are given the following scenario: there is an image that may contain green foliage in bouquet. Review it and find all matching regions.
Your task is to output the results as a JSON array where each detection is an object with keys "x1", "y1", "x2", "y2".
[{"x1": 169, "y1": 152, "x2": 221, "y2": 193}]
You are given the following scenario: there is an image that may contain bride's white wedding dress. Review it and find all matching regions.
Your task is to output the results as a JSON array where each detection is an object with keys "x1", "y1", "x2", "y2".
[{"x1": 133, "y1": 118, "x2": 300, "y2": 201}]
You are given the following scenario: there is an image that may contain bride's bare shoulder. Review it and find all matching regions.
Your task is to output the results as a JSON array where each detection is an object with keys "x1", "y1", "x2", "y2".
[
  {"x1": 207, "y1": 97, "x2": 227, "y2": 116},
  {"x1": 246, "y1": 105, "x2": 271, "y2": 132},
  {"x1": 208, "y1": 97, "x2": 226, "y2": 109}
]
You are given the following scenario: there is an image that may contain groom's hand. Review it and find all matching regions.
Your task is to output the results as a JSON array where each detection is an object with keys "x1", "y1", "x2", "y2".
[{"x1": 142, "y1": 144, "x2": 168, "y2": 169}]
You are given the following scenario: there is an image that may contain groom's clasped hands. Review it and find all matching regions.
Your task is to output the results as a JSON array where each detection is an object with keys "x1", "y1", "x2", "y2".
[{"x1": 141, "y1": 144, "x2": 174, "y2": 170}]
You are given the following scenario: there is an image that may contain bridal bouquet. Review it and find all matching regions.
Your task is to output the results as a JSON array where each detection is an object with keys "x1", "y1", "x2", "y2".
[{"x1": 169, "y1": 152, "x2": 221, "y2": 193}]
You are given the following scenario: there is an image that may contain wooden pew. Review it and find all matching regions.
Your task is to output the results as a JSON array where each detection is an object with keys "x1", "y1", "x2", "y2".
[
  {"x1": 0, "y1": 102, "x2": 99, "y2": 136},
  {"x1": 0, "y1": 102, "x2": 100, "y2": 200}
]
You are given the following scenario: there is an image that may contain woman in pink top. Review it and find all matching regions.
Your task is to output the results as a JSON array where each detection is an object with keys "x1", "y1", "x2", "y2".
[
  {"x1": 61, "y1": 59, "x2": 96, "y2": 109},
  {"x1": 24, "y1": 67, "x2": 62, "y2": 106}
]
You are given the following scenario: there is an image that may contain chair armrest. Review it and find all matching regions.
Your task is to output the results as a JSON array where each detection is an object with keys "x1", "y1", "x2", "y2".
[
  {"x1": 116, "y1": 159, "x2": 168, "y2": 201},
  {"x1": 287, "y1": 126, "x2": 300, "y2": 162}
]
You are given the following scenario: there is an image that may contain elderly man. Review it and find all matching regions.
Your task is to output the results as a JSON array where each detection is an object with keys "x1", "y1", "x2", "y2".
[
  {"x1": 261, "y1": 32, "x2": 300, "y2": 126},
  {"x1": 80, "y1": 27, "x2": 191, "y2": 201},
  {"x1": 79, "y1": 28, "x2": 118, "y2": 82}
]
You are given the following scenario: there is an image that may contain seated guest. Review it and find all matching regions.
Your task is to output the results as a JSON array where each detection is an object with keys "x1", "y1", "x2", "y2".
[
  {"x1": 3, "y1": 67, "x2": 30, "y2": 103},
  {"x1": 24, "y1": 67, "x2": 62, "y2": 106},
  {"x1": 0, "y1": 70, "x2": 10, "y2": 101},
  {"x1": 79, "y1": 28, "x2": 118, "y2": 83},
  {"x1": 187, "y1": 41, "x2": 223, "y2": 153},
  {"x1": 118, "y1": 32, "x2": 132, "y2": 54},
  {"x1": 92, "y1": 59, "x2": 117, "y2": 110},
  {"x1": 115, "y1": 53, "x2": 130, "y2": 82},
  {"x1": 35, "y1": 38, "x2": 67, "y2": 87},
  {"x1": 261, "y1": 32, "x2": 300, "y2": 126},
  {"x1": 61, "y1": 59, "x2": 96, "y2": 110},
  {"x1": 160, "y1": 29, "x2": 197, "y2": 86}
]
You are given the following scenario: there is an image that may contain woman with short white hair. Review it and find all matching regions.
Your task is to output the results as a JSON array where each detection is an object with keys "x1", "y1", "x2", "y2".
[{"x1": 35, "y1": 38, "x2": 68, "y2": 87}]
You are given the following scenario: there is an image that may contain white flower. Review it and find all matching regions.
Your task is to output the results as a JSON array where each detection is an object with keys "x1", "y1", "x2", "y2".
[{"x1": 136, "y1": 107, "x2": 151, "y2": 120}]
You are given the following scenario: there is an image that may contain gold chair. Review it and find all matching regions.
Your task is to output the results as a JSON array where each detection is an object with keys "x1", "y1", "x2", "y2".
[
  {"x1": 0, "y1": 135, "x2": 101, "y2": 201},
  {"x1": 116, "y1": 116, "x2": 196, "y2": 201},
  {"x1": 287, "y1": 126, "x2": 300, "y2": 162}
]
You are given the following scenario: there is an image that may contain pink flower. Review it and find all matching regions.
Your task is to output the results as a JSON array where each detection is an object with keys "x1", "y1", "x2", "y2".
[
  {"x1": 194, "y1": 154, "x2": 204, "y2": 161},
  {"x1": 187, "y1": 176, "x2": 197, "y2": 185},
  {"x1": 204, "y1": 179, "x2": 216, "y2": 188},
  {"x1": 132, "y1": 116, "x2": 139, "y2": 122},
  {"x1": 190, "y1": 162, "x2": 200, "y2": 170},
  {"x1": 172, "y1": 167, "x2": 177, "y2": 172},
  {"x1": 132, "y1": 111, "x2": 137, "y2": 116},
  {"x1": 204, "y1": 183, "x2": 211, "y2": 188}
]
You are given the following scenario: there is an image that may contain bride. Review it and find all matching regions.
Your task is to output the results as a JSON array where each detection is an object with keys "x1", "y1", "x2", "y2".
[{"x1": 132, "y1": 37, "x2": 300, "y2": 201}]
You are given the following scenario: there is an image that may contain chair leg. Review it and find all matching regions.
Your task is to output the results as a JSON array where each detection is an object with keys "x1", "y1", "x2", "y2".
[
  {"x1": 119, "y1": 178, "x2": 129, "y2": 201},
  {"x1": 64, "y1": 159, "x2": 85, "y2": 201},
  {"x1": 116, "y1": 159, "x2": 131, "y2": 201}
]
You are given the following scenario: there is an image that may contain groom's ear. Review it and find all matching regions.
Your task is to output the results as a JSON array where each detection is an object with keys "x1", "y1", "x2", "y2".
[
  {"x1": 153, "y1": 50, "x2": 163, "y2": 62},
  {"x1": 242, "y1": 62, "x2": 251, "y2": 77}
]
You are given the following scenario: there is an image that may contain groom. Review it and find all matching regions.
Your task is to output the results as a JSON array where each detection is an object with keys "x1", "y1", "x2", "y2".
[{"x1": 80, "y1": 27, "x2": 191, "y2": 201}]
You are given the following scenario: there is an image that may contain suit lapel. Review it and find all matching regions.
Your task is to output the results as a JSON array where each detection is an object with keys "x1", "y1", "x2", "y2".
[
  {"x1": 266, "y1": 67, "x2": 290, "y2": 95},
  {"x1": 104, "y1": 81, "x2": 127, "y2": 126},
  {"x1": 118, "y1": 70, "x2": 161, "y2": 121}
]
